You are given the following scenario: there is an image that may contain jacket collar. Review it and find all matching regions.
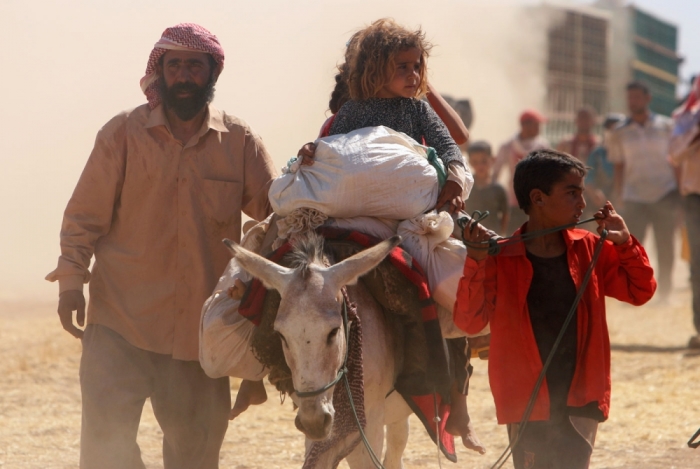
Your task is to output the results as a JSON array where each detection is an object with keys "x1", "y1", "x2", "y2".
[{"x1": 499, "y1": 222, "x2": 588, "y2": 257}]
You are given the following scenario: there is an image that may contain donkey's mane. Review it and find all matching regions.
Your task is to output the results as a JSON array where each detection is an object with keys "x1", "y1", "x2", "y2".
[{"x1": 288, "y1": 232, "x2": 328, "y2": 278}]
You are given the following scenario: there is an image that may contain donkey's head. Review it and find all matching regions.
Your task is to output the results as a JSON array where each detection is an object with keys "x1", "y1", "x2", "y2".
[{"x1": 224, "y1": 233, "x2": 400, "y2": 440}]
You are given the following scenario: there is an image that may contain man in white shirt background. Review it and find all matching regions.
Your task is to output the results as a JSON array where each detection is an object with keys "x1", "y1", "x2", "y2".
[{"x1": 608, "y1": 81, "x2": 680, "y2": 304}]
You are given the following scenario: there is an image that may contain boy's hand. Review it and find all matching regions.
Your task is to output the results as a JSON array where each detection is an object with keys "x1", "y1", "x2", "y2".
[
  {"x1": 463, "y1": 221, "x2": 496, "y2": 261},
  {"x1": 435, "y1": 181, "x2": 465, "y2": 213},
  {"x1": 594, "y1": 201, "x2": 630, "y2": 245},
  {"x1": 298, "y1": 142, "x2": 316, "y2": 166}
]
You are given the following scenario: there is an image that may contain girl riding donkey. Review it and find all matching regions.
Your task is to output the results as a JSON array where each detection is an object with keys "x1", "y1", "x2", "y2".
[{"x1": 234, "y1": 18, "x2": 485, "y2": 455}]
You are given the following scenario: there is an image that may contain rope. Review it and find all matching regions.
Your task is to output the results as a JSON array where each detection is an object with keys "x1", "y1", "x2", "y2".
[
  {"x1": 458, "y1": 212, "x2": 600, "y2": 256},
  {"x1": 432, "y1": 393, "x2": 444, "y2": 469}
]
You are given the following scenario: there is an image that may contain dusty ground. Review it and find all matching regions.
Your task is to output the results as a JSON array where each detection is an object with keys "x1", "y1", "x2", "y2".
[{"x1": 2, "y1": 285, "x2": 700, "y2": 468}]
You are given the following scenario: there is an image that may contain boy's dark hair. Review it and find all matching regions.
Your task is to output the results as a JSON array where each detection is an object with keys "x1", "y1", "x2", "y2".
[
  {"x1": 514, "y1": 149, "x2": 587, "y2": 214},
  {"x1": 626, "y1": 81, "x2": 650, "y2": 95},
  {"x1": 467, "y1": 140, "x2": 492, "y2": 157}
]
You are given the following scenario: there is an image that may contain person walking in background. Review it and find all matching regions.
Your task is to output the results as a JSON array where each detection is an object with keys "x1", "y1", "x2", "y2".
[
  {"x1": 556, "y1": 106, "x2": 599, "y2": 163},
  {"x1": 465, "y1": 140, "x2": 509, "y2": 235},
  {"x1": 493, "y1": 109, "x2": 550, "y2": 234},
  {"x1": 557, "y1": 106, "x2": 601, "y2": 226},
  {"x1": 585, "y1": 113, "x2": 626, "y2": 209},
  {"x1": 45, "y1": 24, "x2": 277, "y2": 469},
  {"x1": 608, "y1": 81, "x2": 679, "y2": 303},
  {"x1": 670, "y1": 77, "x2": 700, "y2": 348}
]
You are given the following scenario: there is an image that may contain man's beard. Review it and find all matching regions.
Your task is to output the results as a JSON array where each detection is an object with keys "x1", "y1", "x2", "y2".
[{"x1": 158, "y1": 75, "x2": 216, "y2": 121}]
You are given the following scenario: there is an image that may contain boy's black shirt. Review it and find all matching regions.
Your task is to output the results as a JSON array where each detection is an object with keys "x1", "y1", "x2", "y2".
[{"x1": 526, "y1": 250, "x2": 605, "y2": 422}]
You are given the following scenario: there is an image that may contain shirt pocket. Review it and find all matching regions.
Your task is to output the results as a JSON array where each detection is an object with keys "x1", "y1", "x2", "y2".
[{"x1": 199, "y1": 178, "x2": 243, "y2": 229}]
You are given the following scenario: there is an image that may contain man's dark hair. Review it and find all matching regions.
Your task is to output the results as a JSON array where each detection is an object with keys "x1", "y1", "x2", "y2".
[
  {"x1": 467, "y1": 140, "x2": 492, "y2": 157},
  {"x1": 514, "y1": 149, "x2": 587, "y2": 214},
  {"x1": 626, "y1": 81, "x2": 650, "y2": 95}
]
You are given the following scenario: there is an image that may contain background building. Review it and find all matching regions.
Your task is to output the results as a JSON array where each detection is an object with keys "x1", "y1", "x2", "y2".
[{"x1": 539, "y1": 0, "x2": 682, "y2": 145}]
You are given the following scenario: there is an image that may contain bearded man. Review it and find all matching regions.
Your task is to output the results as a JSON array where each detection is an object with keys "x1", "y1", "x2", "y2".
[{"x1": 46, "y1": 24, "x2": 277, "y2": 469}]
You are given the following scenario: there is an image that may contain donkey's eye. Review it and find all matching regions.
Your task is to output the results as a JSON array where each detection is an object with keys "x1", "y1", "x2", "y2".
[
  {"x1": 277, "y1": 331, "x2": 289, "y2": 348},
  {"x1": 327, "y1": 327, "x2": 340, "y2": 345}
]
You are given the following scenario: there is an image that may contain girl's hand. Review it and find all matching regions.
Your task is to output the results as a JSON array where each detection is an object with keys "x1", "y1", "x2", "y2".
[
  {"x1": 435, "y1": 181, "x2": 465, "y2": 213},
  {"x1": 463, "y1": 221, "x2": 496, "y2": 261},
  {"x1": 594, "y1": 201, "x2": 630, "y2": 245},
  {"x1": 297, "y1": 142, "x2": 317, "y2": 166}
]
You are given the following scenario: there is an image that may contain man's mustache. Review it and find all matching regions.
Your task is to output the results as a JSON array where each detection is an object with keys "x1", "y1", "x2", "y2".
[{"x1": 167, "y1": 82, "x2": 203, "y2": 96}]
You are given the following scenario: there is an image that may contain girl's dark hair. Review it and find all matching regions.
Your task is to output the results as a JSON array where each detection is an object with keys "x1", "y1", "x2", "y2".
[
  {"x1": 514, "y1": 149, "x2": 587, "y2": 214},
  {"x1": 329, "y1": 63, "x2": 350, "y2": 114}
]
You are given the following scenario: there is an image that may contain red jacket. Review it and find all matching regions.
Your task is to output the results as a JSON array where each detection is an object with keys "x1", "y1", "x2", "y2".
[{"x1": 453, "y1": 227, "x2": 656, "y2": 424}]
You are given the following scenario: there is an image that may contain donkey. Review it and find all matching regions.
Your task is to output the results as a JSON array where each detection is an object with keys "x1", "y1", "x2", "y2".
[{"x1": 225, "y1": 234, "x2": 414, "y2": 469}]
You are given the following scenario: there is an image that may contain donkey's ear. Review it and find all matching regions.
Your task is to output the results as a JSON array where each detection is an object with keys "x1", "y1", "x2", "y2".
[
  {"x1": 223, "y1": 239, "x2": 293, "y2": 293},
  {"x1": 326, "y1": 235, "x2": 401, "y2": 288}
]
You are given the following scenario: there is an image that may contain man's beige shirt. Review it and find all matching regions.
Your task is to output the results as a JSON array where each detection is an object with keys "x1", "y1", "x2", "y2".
[{"x1": 46, "y1": 104, "x2": 277, "y2": 360}]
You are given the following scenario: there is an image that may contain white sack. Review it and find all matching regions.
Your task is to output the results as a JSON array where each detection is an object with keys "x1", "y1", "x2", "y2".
[
  {"x1": 199, "y1": 217, "x2": 272, "y2": 380},
  {"x1": 269, "y1": 126, "x2": 440, "y2": 219},
  {"x1": 398, "y1": 211, "x2": 464, "y2": 306}
]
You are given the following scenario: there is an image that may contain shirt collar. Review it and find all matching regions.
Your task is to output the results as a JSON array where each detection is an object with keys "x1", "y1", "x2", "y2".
[
  {"x1": 624, "y1": 112, "x2": 656, "y2": 128},
  {"x1": 144, "y1": 104, "x2": 229, "y2": 135}
]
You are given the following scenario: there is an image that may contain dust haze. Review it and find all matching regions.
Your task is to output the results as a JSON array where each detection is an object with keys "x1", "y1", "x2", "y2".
[{"x1": 0, "y1": 0, "x2": 560, "y2": 300}]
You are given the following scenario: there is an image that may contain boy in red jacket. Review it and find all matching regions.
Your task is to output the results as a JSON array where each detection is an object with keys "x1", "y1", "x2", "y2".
[{"x1": 455, "y1": 149, "x2": 656, "y2": 469}]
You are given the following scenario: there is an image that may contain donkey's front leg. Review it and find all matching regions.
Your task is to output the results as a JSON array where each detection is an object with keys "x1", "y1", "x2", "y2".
[{"x1": 346, "y1": 405, "x2": 385, "y2": 469}]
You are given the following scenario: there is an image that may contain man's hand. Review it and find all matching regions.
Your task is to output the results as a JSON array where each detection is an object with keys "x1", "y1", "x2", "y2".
[
  {"x1": 297, "y1": 142, "x2": 316, "y2": 166},
  {"x1": 58, "y1": 290, "x2": 86, "y2": 339},
  {"x1": 462, "y1": 221, "x2": 496, "y2": 261},
  {"x1": 435, "y1": 180, "x2": 465, "y2": 213},
  {"x1": 594, "y1": 201, "x2": 630, "y2": 245}
]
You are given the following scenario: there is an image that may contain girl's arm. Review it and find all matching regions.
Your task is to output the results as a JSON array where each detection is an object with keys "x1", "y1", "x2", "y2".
[{"x1": 426, "y1": 83, "x2": 469, "y2": 145}]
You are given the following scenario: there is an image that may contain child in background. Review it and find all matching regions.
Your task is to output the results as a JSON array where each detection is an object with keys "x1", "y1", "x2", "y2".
[
  {"x1": 455, "y1": 149, "x2": 656, "y2": 468},
  {"x1": 464, "y1": 141, "x2": 509, "y2": 235}
]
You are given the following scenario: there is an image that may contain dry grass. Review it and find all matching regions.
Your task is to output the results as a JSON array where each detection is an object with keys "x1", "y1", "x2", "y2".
[{"x1": 2, "y1": 286, "x2": 700, "y2": 468}]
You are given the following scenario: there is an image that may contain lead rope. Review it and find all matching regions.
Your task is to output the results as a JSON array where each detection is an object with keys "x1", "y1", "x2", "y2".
[
  {"x1": 457, "y1": 213, "x2": 609, "y2": 469},
  {"x1": 433, "y1": 393, "x2": 444, "y2": 469},
  {"x1": 338, "y1": 289, "x2": 387, "y2": 469}
]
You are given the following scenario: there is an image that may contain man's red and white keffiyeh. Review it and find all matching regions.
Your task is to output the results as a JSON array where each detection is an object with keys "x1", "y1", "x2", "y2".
[{"x1": 140, "y1": 23, "x2": 225, "y2": 109}]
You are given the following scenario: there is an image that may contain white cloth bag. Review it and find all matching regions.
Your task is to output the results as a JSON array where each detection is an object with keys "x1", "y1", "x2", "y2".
[
  {"x1": 397, "y1": 212, "x2": 465, "y2": 307},
  {"x1": 269, "y1": 126, "x2": 440, "y2": 219},
  {"x1": 199, "y1": 217, "x2": 272, "y2": 380}
]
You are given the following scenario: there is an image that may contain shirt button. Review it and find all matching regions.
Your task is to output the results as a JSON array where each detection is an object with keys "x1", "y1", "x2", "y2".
[{"x1": 182, "y1": 178, "x2": 187, "y2": 183}]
